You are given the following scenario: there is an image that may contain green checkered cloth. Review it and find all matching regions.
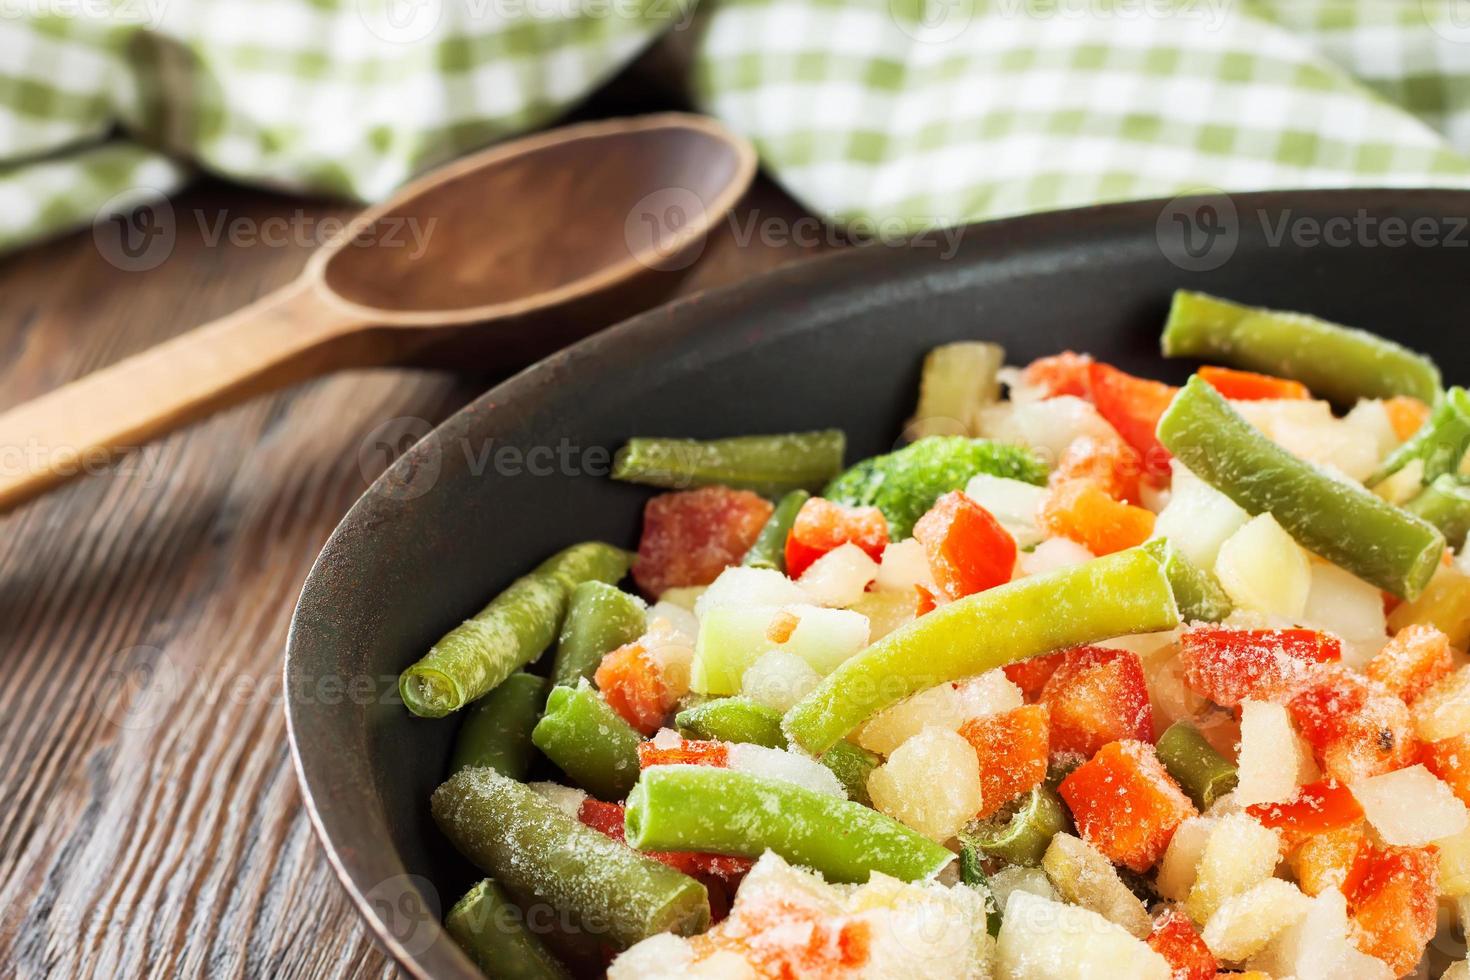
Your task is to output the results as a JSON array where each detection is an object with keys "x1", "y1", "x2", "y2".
[{"x1": 4, "y1": 0, "x2": 1470, "y2": 251}]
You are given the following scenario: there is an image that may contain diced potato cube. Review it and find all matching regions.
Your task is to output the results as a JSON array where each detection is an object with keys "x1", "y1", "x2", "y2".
[
  {"x1": 1243, "y1": 886, "x2": 1352, "y2": 978},
  {"x1": 1444, "y1": 962, "x2": 1470, "y2": 980},
  {"x1": 1152, "y1": 463, "x2": 1249, "y2": 571},
  {"x1": 875, "y1": 539, "x2": 935, "y2": 592},
  {"x1": 1350, "y1": 763, "x2": 1469, "y2": 846},
  {"x1": 1200, "y1": 878, "x2": 1311, "y2": 962},
  {"x1": 1236, "y1": 399, "x2": 1380, "y2": 483},
  {"x1": 965, "y1": 473, "x2": 1048, "y2": 546},
  {"x1": 779, "y1": 605, "x2": 869, "y2": 675},
  {"x1": 996, "y1": 891, "x2": 1171, "y2": 980},
  {"x1": 857, "y1": 671, "x2": 1023, "y2": 756},
  {"x1": 1302, "y1": 560, "x2": 1389, "y2": 670},
  {"x1": 1414, "y1": 666, "x2": 1470, "y2": 742},
  {"x1": 798, "y1": 543, "x2": 878, "y2": 607},
  {"x1": 977, "y1": 395, "x2": 1119, "y2": 462},
  {"x1": 741, "y1": 650, "x2": 820, "y2": 712},
  {"x1": 848, "y1": 588, "x2": 916, "y2": 642},
  {"x1": 867, "y1": 727, "x2": 982, "y2": 842},
  {"x1": 1156, "y1": 816, "x2": 1216, "y2": 902},
  {"x1": 1214, "y1": 513, "x2": 1311, "y2": 620},
  {"x1": 726, "y1": 742, "x2": 845, "y2": 799},
  {"x1": 1235, "y1": 701, "x2": 1306, "y2": 806},
  {"x1": 694, "y1": 566, "x2": 806, "y2": 619},
  {"x1": 1438, "y1": 825, "x2": 1470, "y2": 897},
  {"x1": 1389, "y1": 562, "x2": 1470, "y2": 650},
  {"x1": 1186, "y1": 813, "x2": 1282, "y2": 925},
  {"x1": 1041, "y1": 833, "x2": 1152, "y2": 938},
  {"x1": 988, "y1": 865, "x2": 1058, "y2": 910},
  {"x1": 1017, "y1": 536, "x2": 1094, "y2": 577}
]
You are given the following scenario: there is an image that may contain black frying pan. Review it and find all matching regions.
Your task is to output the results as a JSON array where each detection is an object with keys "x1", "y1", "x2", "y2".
[{"x1": 285, "y1": 189, "x2": 1470, "y2": 978}]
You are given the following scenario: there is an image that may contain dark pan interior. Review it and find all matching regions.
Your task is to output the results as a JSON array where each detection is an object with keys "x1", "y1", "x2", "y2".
[{"x1": 286, "y1": 189, "x2": 1470, "y2": 978}]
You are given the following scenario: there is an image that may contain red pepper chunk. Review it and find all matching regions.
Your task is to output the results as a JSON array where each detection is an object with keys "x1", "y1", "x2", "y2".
[
  {"x1": 1059, "y1": 740, "x2": 1196, "y2": 872},
  {"x1": 914, "y1": 584, "x2": 939, "y2": 617},
  {"x1": 1245, "y1": 779, "x2": 1364, "y2": 849},
  {"x1": 633, "y1": 486, "x2": 773, "y2": 597},
  {"x1": 594, "y1": 641, "x2": 670, "y2": 736},
  {"x1": 1004, "y1": 650, "x2": 1068, "y2": 702},
  {"x1": 1086, "y1": 362, "x2": 1178, "y2": 478},
  {"x1": 1197, "y1": 365, "x2": 1311, "y2": 401},
  {"x1": 1178, "y1": 627, "x2": 1341, "y2": 708},
  {"x1": 1287, "y1": 667, "x2": 1418, "y2": 783},
  {"x1": 1350, "y1": 845, "x2": 1439, "y2": 978},
  {"x1": 577, "y1": 798, "x2": 753, "y2": 885},
  {"x1": 1022, "y1": 351, "x2": 1093, "y2": 398},
  {"x1": 1040, "y1": 646, "x2": 1152, "y2": 757},
  {"x1": 784, "y1": 497, "x2": 889, "y2": 579},
  {"x1": 912, "y1": 491, "x2": 1016, "y2": 600},
  {"x1": 1145, "y1": 907, "x2": 1217, "y2": 980},
  {"x1": 637, "y1": 738, "x2": 729, "y2": 769},
  {"x1": 1365, "y1": 625, "x2": 1454, "y2": 706},
  {"x1": 958, "y1": 705, "x2": 1050, "y2": 819}
]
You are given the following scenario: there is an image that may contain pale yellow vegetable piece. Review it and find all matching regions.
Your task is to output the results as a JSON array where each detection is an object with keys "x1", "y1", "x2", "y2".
[
  {"x1": 1235, "y1": 701, "x2": 1307, "y2": 807},
  {"x1": 1156, "y1": 816, "x2": 1216, "y2": 903},
  {"x1": 1186, "y1": 813, "x2": 1282, "y2": 925},
  {"x1": 1214, "y1": 513, "x2": 1311, "y2": 620},
  {"x1": 1438, "y1": 825, "x2": 1470, "y2": 897},
  {"x1": 1245, "y1": 888, "x2": 1366, "y2": 980},
  {"x1": 1389, "y1": 561, "x2": 1470, "y2": 650},
  {"x1": 1041, "y1": 833, "x2": 1152, "y2": 939},
  {"x1": 867, "y1": 726, "x2": 982, "y2": 842},
  {"x1": 996, "y1": 891, "x2": 1170, "y2": 980},
  {"x1": 1414, "y1": 665, "x2": 1470, "y2": 743},
  {"x1": 1152, "y1": 463, "x2": 1250, "y2": 572},
  {"x1": 857, "y1": 671, "x2": 1022, "y2": 756},
  {"x1": 1200, "y1": 878, "x2": 1311, "y2": 962},
  {"x1": 1350, "y1": 764, "x2": 1468, "y2": 846}
]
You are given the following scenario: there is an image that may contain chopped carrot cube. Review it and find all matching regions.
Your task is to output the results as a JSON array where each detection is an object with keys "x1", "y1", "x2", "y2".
[
  {"x1": 958, "y1": 704, "x2": 1050, "y2": 819},
  {"x1": 1053, "y1": 434, "x2": 1143, "y2": 504},
  {"x1": 1145, "y1": 906, "x2": 1217, "y2": 980},
  {"x1": 1384, "y1": 395, "x2": 1431, "y2": 442},
  {"x1": 1005, "y1": 650, "x2": 1068, "y2": 702},
  {"x1": 785, "y1": 497, "x2": 889, "y2": 578},
  {"x1": 595, "y1": 641, "x2": 670, "y2": 735},
  {"x1": 1040, "y1": 646, "x2": 1153, "y2": 757},
  {"x1": 637, "y1": 738, "x2": 729, "y2": 769},
  {"x1": 913, "y1": 491, "x2": 1016, "y2": 600},
  {"x1": 1198, "y1": 365, "x2": 1311, "y2": 401},
  {"x1": 1421, "y1": 732, "x2": 1470, "y2": 808},
  {"x1": 1245, "y1": 779, "x2": 1365, "y2": 850},
  {"x1": 1287, "y1": 823, "x2": 1370, "y2": 898},
  {"x1": 1059, "y1": 740, "x2": 1196, "y2": 872},
  {"x1": 1287, "y1": 667, "x2": 1418, "y2": 783},
  {"x1": 1040, "y1": 480, "x2": 1155, "y2": 556},
  {"x1": 1349, "y1": 845, "x2": 1439, "y2": 978},
  {"x1": 1023, "y1": 351, "x2": 1093, "y2": 398},
  {"x1": 1086, "y1": 361, "x2": 1178, "y2": 478},
  {"x1": 1179, "y1": 627, "x2": 1340, "y2": 708},
  {"x1": 1366, "y1": 625, "x2": 1454, "y2": 705},
  {"x1": 633, "y1": 486, "x2": 773, "y2": 596}
]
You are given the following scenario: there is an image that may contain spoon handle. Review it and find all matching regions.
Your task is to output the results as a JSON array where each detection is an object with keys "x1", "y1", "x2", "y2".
[{"x1": 0, "y1": 280, "x2": 373, "y2": 512}]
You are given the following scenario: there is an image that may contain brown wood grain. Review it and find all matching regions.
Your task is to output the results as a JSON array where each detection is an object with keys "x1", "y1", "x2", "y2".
[{"x1": 0, "y1": 177, "x2": 823, "y2": 979}]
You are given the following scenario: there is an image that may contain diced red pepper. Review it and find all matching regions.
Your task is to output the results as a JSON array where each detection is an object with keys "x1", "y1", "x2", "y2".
[
  {"x1": 1287, "y1": 823, "x2": 1370, "y2": 898},
  {"x1": 637, "y1": 738, "x2": 730, "y2": 769},
  {"x1": 1039, "y1": 480, "x2": 1155, "y2": 556},
  {"x1": 577, "y1": 798, "x2": 754, "y2": 885},
  {"x1": 1366, "y1": 625, "x2": 1454, "y2": 706},
  {"x1": 914, "y1": 583, "x2": 939, "y2": 617},
  {"x1": 1023, "y1": 351, "x2": 1093, "y2": 399},
  {"x1": 1384, "y1": 396, "x2": 1431, "y2": 442},
  {"x1": 784, "y1": 497, "x2": 889, "y2": 579},
  {"x1": 912, "y1": 491, "x2": 1016, "y2": 600},
  {"x1": 1245, "y1": 779, "x2": 1365, "y2": 850},
  {"x1": 1178, "y1": 627, "x2": 1341, "y2": 708},
  {"x1": 1053, "y1": 434, "x2": 1143, "y2": 504},
  {"x1": 1005, "y1": 650, "x2": 1068, "y2": 702},
  {"x1": 1421, "y1": 732, "x2": 1470, "y2": 808},
  {"x1": 1059, "y1": 740, "x2": 1196, "y2": 872},
  {"x1": 1086, "y1": 362, "x2": 1177, "y2": 477},
  {"x1": 1287, "y1": 667, "x2": 1418, "y2": 783},
  {"x1": 1145, "y1": 906, "x2": 1217, "y2": 980},
  {"x1": 1040, "y1": 646, "x2": 1153, "y2": 757},
  {"x1": 595, "y1": 641, "x2": 670, "y2": 735},
  {"x1": 1197, "y1": 365, "x2": 1311, "y2": 401},
  {"x1": 1349, "y1": 845, "x2": 1439, "y2": 978},
  {"x1": 958, "y1": 704, "x2": 1050, "y2": 819},
  {"x1": 633, "y1": 486, "x2": 773, "y2": 597}
]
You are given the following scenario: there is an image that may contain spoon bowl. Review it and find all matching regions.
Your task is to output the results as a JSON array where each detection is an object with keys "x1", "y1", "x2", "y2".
[{"x1": 0, "y1": 113, "x2": 757, "y2": 511}]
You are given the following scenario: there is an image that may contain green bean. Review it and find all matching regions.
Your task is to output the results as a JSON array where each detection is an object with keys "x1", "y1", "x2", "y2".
[
  {"x1": 432, "y1": 767, "x2": 708, "y2": 949},
  {"x1": 1142, "y1": 538, "x2": 1232, "y2": 623},
  {"x1": 1161, "y1": 291, "x2": 1442, "y2": 404},
  {"x1": 905, "y1": 341, "x2": 1004, "y2": 440},
  {"x1": 742, "y1": 490, "x2": 810, "y2": 572},
  {"x1": 1372, "y1": 387, "x2": 1470, "y2": 486},
  {"x1": 444, "y1": 879, "x2": 572, "y2": 980},
  {"x1": 675, "y1": 696, "x2": 880, "y2": 805},
  {"x1": 958, "y1": 841, "x2": 1003, "y2": 936},
  {"x1": 1406, "y1": 475, "x2": 1470, "y2": 551},
  {"x1": 962, "y1": 785, "x2": 1068, "y2": 867},
  {"x1": 449, "y1": 672, "x2": 547, "y2": 779},
  {"x1": 549, "y1": 582, "x2": 646, "y2": 690},
  {"x1": 624, "y1": 766, "x2": 953, "y2": 883},
  {"x1": 400, "y1": 542, "x2": 632, "y2": 718},
  {"x1": 1154, "y1": 721, "x2": 1238, "y2": 810},
  {"x1": 1158, "y1": 376, "x2": 1445, "y2": 599},
  {"x1": 781, "y1": 547, "x2": 1179, "y2": 755},
  {"x1": 611, "y1": 431, "x2": 845, "y2": 496},
  {"x1": 531, "y1": 681, "x2": 642, "y2": 801}
]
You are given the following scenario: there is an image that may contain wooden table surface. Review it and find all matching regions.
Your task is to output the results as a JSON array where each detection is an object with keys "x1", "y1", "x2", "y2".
[{"x1": 0, "y1": 175, "x2": 820, "y2": 978}]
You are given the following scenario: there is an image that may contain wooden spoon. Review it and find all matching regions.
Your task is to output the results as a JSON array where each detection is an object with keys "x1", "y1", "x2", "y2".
[{"x1": 0, "y1": 113, "x2": 757, "y2": 512}]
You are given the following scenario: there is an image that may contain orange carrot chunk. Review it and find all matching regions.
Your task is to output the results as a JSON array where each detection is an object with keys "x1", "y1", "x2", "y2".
[
  {"x1": 1040, "y1": 646, "x2": 1153, "y2": 757},
  {"x1": 594, "y1": 641, "x2": 670, "y2": 735},
  {"x1": 1059, "y1": 740, "x2": 1197, "y2": 872},
  {"x1": 1039, "y1": 480, "x2": 1155, "y2": 556},
  {"x1": 1198, "y1": 365, "x2": 1311, "y2": 401},
  {"x1": 958, "y1": 704, "x2": 1050, "y2": 819},
  {"x1": 1349, "y1": 845, "x2": 1439, "y2": 978},
  {"x1": 913, "y1": 491, "x2": 1016, "y2": 600},
  {"x1": 1365, "y1": 625, "x2": 1454, "y2": 705}
]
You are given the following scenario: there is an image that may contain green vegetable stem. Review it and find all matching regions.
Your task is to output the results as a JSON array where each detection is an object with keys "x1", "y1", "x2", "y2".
[
  {"x1": 1154, "y1": 721, "x2": 1238, "y2": 810},
  {"x1": 549, "y1": 581, "x2": 646, "y2": 690},
  {"x1": 448, "y1": 672, "x2": 547, "y2": 779},
  {"x1": 624, "y1": 766, "x2": 953, "y2": 883},
  {"x1": 611, "y1": 431, "x2": 845, "y2": 496},
  {"x1": 961, "y1": 785, "x2": 1069, "y2": 868},
  {"x1": 1142, "y1": 538, "x2": 1232, "y2": 623},
  {"x1": 742, "y1": 490, "x2": 810, "y2": 572},
  {"x1": 1405, "y1": 474, "x2": 1470, "y2": 550},
  {"x1": 532, "y1": 680, "x2": 643, "y2": 801},
  {"x1": 444, "y1": 879, "x2": 572, "y2": 980},
  {"x1": 399, "y1": 542, "x2": 631, "y2": 719},
  {"x1": 1157, "y1": 376, "x2": 1444, "y2": 599},
  {"x1": 432, "y1": 767, "x2": 709, "y2": 949},
  {"x1": 1372, "y1": 387, "x2": 1470, "y2": 487}
]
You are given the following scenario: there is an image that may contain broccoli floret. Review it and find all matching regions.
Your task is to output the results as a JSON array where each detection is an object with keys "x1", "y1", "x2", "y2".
[{"x1": 823, "y1": 436, "x2": 1048, "y2": 539}]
